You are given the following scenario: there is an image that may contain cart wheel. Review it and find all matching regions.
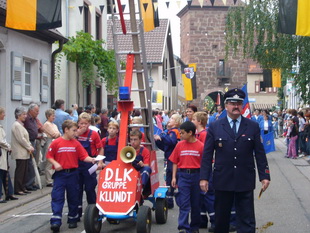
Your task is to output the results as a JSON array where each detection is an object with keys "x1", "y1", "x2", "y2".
[
  {"x1": 136, "y1": 205, "x2": 152, "y2": 233},
  {"x1": 155, "y1": 198, "x2": 168, "y2": 224},
  {"x1": 84, "y1": 204, "x2": 102, "y2": 233}
]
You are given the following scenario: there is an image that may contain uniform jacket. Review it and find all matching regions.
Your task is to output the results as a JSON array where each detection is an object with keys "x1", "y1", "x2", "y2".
[
  {"x1": 11, "y1": 121, "x2": 32, "y2": 160},
  {"x1": 200, "y1": 116, "x2": 270, "y2": 192},
  {"x1": 251, "y1": 115, "x2": 263, "y2": 123},
  {"x1": 155, "y1": 128, "x2": 179, "y2": 160}
]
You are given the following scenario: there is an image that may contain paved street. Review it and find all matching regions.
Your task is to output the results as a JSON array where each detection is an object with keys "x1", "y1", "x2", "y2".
[{"x1": 1, "y1": 139, "x2": 310, "y2": 232}]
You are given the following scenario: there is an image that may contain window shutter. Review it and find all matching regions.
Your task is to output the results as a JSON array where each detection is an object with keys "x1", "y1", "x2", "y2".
[
  {"x1": 11, "y1": 51, "x2": 23, "y2": 100},
  {"x1": 40, "y1": 60, "x2": 49, "y2": 102}
]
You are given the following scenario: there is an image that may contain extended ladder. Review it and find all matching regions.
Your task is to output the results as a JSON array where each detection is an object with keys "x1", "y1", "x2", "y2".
[{"x1": 111, "y1": 0, "x2": 155, "y2": 152}]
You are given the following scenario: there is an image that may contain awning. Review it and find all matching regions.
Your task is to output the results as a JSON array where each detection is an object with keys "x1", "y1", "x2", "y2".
[{"x1": 251, "y1": 103, "x2": 276, "y2": 110}]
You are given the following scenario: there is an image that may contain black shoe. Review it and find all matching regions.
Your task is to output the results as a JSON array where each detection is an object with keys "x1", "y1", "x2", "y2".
[
  {"x1": 179, "y1": 230, "x2": 187, "y2": 233},
  {"x1": 229, "y1": 225, "x2": 237, "y2": 232},
  {"x1": 68, "y1": 222, "x2": 77, "y2": 229},
  {"x1": 0, "y1": 199, "x2": 7, "y2": 203},
  {"x1": 46, "y1": 183, "x2": 53, "y2": 187},
  {"x1": 26, "y1": 187, "x2": 37, "y2": 191},
  {"x1": 50, "y1": 224, "x2": 60, "y2": 232},
  {"x1": 192, "y1": 230, "x2": 199, "y2": 233},
  {"x1": 5, "y1": 195, "x2": 18, "y2": 201}
]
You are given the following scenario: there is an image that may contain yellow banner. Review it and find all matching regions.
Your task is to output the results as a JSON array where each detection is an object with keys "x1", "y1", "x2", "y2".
[
  {"x1": 296, "y1": 0, "x2": 310, "y2": 36},
  {"x1": 272, "y1": 69, "x2": 281, "y2": 88},
  {"x1": 157, "y1": 90, "x2": 163, "y2": 103},
  {"x1": 140, "y1": 0, "x2": 155, "y2": 32},
  {"x1": 182, "y1": 73, "x2": 193, "y2": 101},
  {"x1": 6, "y1": 0, "x2": 37, "y2": 30}
]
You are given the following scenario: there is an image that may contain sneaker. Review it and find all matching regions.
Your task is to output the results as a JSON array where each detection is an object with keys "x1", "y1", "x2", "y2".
[
  {"x1": 50, "y1": 224, "x2": 60, "y2": 232},
  {"x1": 68, "y1": 222, "x2": 77, "y2": 228},
  {"x1": 179, "y1": 230, "x2": 187, "y2": 233}
]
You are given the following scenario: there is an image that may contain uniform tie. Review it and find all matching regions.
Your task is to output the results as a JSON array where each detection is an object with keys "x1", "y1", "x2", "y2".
[{"x1": 232, "y1": 119, "x2": 238, "y2": 136}]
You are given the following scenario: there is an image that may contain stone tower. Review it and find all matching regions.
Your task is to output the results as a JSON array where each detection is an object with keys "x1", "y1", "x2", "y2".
[{"x1": 178, "y1": 0, "x2": 247, "y2": 109}]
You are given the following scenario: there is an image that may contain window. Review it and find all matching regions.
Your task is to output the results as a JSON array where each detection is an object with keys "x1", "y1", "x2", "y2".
[
  {"x1": 24, "y1": 61, "x2": 31, "y2": 96},
  {"x1": 218, "y1": 59, "x2": 225, "y2": 76},
  {"x1": 95, "y1": 12, "x2": 102, "y2": 40},
  {"x1": 84, "y1": 3, "x2": 91, "y2": 33}
]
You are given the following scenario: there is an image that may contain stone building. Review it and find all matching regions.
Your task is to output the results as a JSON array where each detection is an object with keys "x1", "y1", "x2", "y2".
[{"x1": 177, "y1": 0, "x2": 278, "y2": 111}]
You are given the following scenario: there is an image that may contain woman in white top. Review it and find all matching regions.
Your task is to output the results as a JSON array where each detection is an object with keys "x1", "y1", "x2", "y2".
[{"x1": 11, "y1": 107, "x2": 34, "y2": 195}]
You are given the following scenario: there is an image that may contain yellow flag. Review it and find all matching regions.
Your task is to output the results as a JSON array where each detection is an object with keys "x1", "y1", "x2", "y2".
[
  {"x1": 296, "y1": 0, "x2": 310, "y2": 36},
  {"x1": 272, "y1": 69, "x2": 281, "y2": 88},
  {"x1": 182, "y1": 74, "x2": 193, "y2": 101},
  {"x1": 140, "y1": 0, "x2": 155, "y2": 32},
  {"x1": 157, "y1": 90, "x2": 163, "y2": 103}
]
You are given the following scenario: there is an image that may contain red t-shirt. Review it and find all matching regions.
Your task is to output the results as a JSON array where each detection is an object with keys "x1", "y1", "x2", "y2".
[
  {"x1": 77, "y1": 129, "x2": 102, "y2": 157},
  {"x1": 196, "y1": 129, "x2": 207, "y2": 144},
  {"x1": 101, "y1": 136, "x2": 118, "y2": 147},
  {"x1": 136, "y1": 146, "x2": 150, "y2": 165},
  {"x1": 46, "y1": 137, "x2": 89, "y2": 169},
  {"x1": 169, "y1": 140, "x2": 204, "y2": 169}
]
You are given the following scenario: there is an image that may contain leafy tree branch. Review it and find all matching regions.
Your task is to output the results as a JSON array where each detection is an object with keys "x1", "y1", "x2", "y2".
[
  {"x1": 225, "y1": 0, "x2": 310, "y2": 104},
  {"x1": 59, "y1": 31, "x2": 118, "y2": 93}
]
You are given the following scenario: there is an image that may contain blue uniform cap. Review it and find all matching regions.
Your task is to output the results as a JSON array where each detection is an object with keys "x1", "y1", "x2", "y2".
[{"x1": 224, "y1": 88, "x2": 245, "y2": 103}]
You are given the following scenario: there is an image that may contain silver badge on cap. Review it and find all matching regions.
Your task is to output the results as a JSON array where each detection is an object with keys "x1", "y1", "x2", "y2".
[{"x1": 233, "y1": 94, "x2": 240, "y2": 99}]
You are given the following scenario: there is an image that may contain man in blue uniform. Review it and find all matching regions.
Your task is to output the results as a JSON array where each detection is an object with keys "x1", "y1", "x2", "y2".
[{"x1": 200, "y1": 88, "x2": 270, "y2": 233}]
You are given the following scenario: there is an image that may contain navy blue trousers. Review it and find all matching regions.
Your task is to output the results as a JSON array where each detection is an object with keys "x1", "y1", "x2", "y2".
[
  {"x1": 50, "y1": 170, "x2": 79, "y2": 226},
  {"x1": 77, "y1": 161, "x2": 97, "y2": 217},
  {"x1": 200, "y1": 171, "x2": 215, "y2": 228},
  {"x1": 175, "y1": 171, "x2": 201, "y2": 232},
  {"x1": 140, "y1": 166, "x2": 151, "y2": 187},
  {"x1": 214, "y1": 190, "x2": 255, "y2": 233}
]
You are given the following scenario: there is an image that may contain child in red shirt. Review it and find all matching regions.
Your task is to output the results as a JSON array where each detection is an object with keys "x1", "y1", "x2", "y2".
[
  {"x1": 170, "y1": 121, "x2": 204, "y2": 233},
  {"x1": 129, "y1": 130, "x2": 151, "y2": 195},
  {"x1": 101, "y1": 121, "x2": 119, "y2": 165},
  {"x1": 76, "y1": 112, "x2": 103, "y2": 219},
  {"x1": 192, "y1": 111, "x2": 208, "y2": 143},
  {"x1": 47, "y1": 120, "x2": 95, "y2": 232}
]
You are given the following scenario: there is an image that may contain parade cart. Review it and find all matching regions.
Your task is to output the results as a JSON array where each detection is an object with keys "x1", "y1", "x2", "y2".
[{"x1": 84, "y1": 1, "x2": 168, "y2": 232}]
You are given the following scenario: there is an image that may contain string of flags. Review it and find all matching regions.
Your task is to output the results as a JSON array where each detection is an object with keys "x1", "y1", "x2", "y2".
[{"x1": 4, "y1": 0, "x2": 240, "y2": 31}]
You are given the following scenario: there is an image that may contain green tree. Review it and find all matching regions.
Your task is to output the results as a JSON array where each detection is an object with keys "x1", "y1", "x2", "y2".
[
  {"x1": 225, "y1": 0, "x2": 310, "y2": 104},
  {"x1": 60, "y1": 31, "x2": 118, "y2": 93}
]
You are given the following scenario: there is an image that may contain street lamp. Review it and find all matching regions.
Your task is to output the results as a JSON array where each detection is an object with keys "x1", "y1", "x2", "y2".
[{"x1": 149, "y1": 76, "x2": 154, "y2": 102}]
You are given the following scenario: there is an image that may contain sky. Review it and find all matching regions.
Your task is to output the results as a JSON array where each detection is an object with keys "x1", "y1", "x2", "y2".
[{"x1": 157, "y1": 0, "x2": 187, "y2": 57}]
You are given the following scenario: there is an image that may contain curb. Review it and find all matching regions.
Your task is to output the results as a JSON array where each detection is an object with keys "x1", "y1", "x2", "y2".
[{"x1": 0, "y1": 185, "x2": 52, "y2": 215}]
